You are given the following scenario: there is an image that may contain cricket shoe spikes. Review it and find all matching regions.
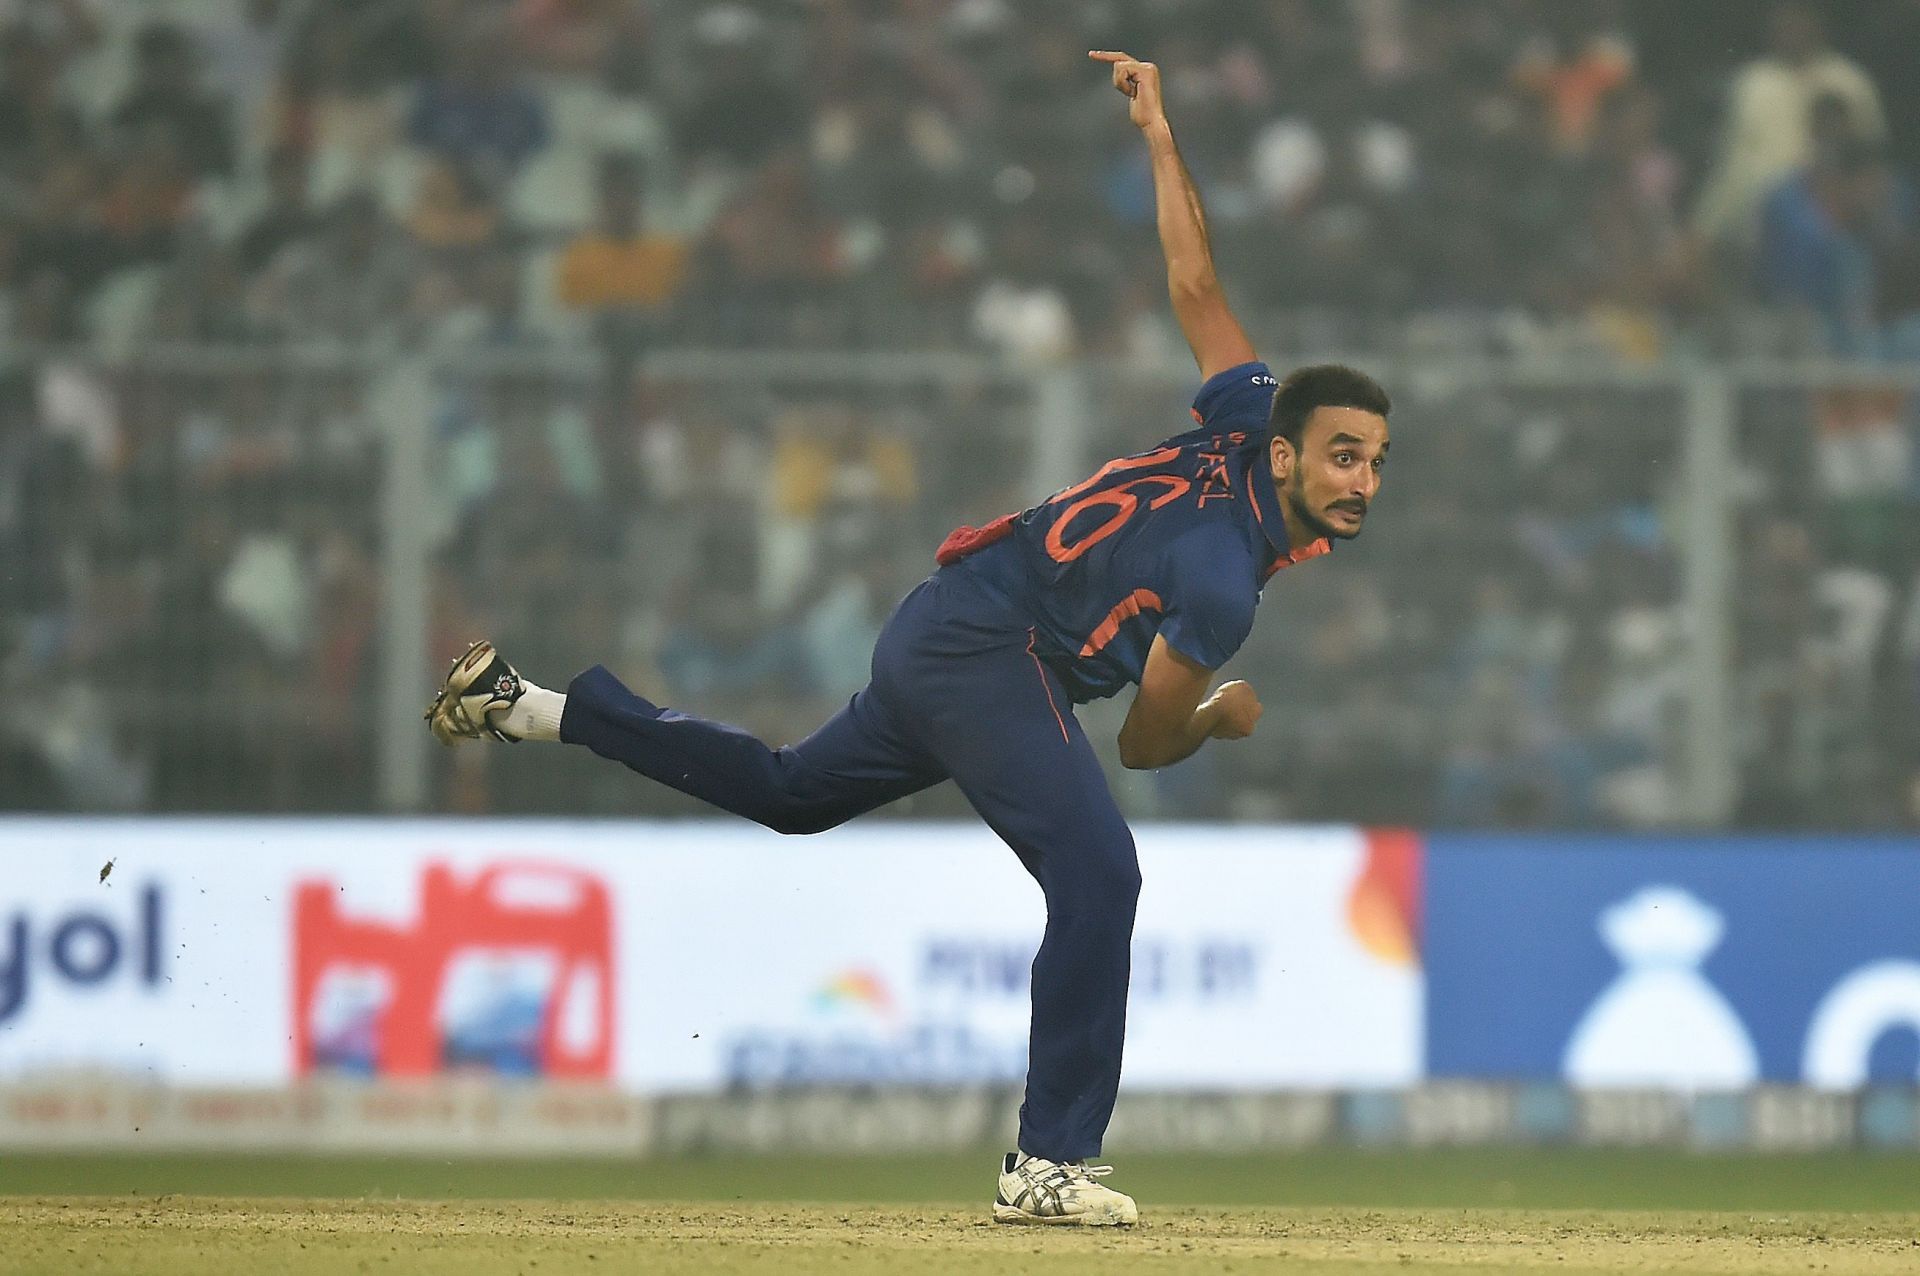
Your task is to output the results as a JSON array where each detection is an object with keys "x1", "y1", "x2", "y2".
[
  {"x1": 425, "y1": 640, "x2": 525, "y2": 745},
  {"x1": 992, "y1": 1152, "x2": 1138, "y2": 1226}
]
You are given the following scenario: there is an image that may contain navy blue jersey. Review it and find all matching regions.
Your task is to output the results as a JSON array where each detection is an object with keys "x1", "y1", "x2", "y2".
[{"x1": 940, "y1": 361, "x2": 1331, "y2": 702}]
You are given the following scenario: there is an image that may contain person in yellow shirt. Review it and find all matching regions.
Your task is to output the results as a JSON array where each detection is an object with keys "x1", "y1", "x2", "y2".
[{"x1": 556, "y1": 152, "x2": 687, "y2": 312}]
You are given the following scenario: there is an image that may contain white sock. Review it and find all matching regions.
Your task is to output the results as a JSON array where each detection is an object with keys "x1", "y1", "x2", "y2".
[{"x1": 499, "y1": 682, "x2": 566, "y2": 742}]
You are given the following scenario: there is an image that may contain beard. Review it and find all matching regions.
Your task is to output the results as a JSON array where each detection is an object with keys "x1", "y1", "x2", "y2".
[{"x1": 1285, "y1": 473, "x2": 1366, "y2": 541}]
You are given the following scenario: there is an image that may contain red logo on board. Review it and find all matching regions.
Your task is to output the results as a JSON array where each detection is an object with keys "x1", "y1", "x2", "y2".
[{"x1": 292, "y1": 861, "x2": 615, "y2": 1079}]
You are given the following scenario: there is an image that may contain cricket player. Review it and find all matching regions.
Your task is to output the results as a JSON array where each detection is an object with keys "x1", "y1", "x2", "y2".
[{"x1": 426, "y1": 51, "x2": 1391, "y2": 1226}]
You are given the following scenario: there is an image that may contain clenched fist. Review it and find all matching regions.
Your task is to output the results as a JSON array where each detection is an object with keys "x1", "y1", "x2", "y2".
[
  {"x1": 1089, "y1": 50, "x2": 1165, "y2": 130},
  {"x1": 1203, "y1": 680, "x2": 1261, "y2": 740}
]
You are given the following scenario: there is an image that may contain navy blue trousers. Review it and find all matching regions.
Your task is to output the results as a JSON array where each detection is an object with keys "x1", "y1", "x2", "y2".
[{"x1": 559, "y1": 568, "x2": 1140, "y2": 1162}]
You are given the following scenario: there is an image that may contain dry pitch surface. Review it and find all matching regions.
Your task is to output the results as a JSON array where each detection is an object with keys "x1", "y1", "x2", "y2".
[{"x1": 6, "y1": 1198, "x2": 1920, "y2": 1275}]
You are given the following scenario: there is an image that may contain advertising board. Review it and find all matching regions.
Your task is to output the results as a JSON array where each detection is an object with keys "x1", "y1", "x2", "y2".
[
  {"x1": 0, "y1": 820, "x2": 1422, "y2": 1091},
  {"x1": 1425, "y1": 835, "x2": 1920, "y2": 1087}
]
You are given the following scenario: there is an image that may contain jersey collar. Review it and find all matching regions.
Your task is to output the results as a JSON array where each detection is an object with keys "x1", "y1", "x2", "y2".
[{"x1": 1240, "y1": 445, "x2": 1331, "y2": 579}]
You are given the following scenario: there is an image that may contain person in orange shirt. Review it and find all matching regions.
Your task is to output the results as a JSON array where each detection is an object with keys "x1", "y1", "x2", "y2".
[{"x1": 555, "y1": 152, "x2": 686, "y2": 313}]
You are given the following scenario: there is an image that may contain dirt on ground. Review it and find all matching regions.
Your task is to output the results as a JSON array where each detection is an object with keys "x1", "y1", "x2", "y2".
[{"x1": 5, "y1": 1199, "x2": 1919, "y2": 1276}]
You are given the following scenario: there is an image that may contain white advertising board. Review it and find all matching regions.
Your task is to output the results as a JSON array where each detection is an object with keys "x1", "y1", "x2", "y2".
[{"x1": 0, "y1": 819, "x2": 1421, "y2": 1090}]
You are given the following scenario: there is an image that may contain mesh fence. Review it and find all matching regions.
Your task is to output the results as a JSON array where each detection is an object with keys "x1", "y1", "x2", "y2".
[
  {"x1": 2, "y1": 348, "x2": 1915, "y2": 828},
  {"x1": 1731, "y1": 376, "x2": 1920, "y2": 830}
]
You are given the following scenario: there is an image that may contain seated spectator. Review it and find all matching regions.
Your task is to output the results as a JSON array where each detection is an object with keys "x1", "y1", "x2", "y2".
[
  {"x1": 407, "y1": 157, "x2": 502, "y2": 257},
  {"x1": 0, "y1": 24, "x2": 86, "y2": 181},
  {"x1": 235, "y1": 145, "x2": 320, "y2": 277},
  {"x1": 673, "y1": 8, "x2": 801, "y2": 166},
  {"x1": 1577, "y1": 85, "x2": 1689, "y2": 356},
  {"x1": 971, "y1": 216, "x2": 1075, "y2": 362},
  {"x1": 148, "y1": 225, "x2": 253, "y2": 341},
  {"x1": 407, "y1": 28, "x2": 549, "y2": 190},
  {"x1": 17, "y1": 154, "x2": 116, "y2": 303},
  {"x1": 97, "y1": 126, "x2": 196, "y2": 268},
  {"x1": 196, "y1": 0, "x2": 298, "y2": 159},
  {"x1": 1759, "y1": 98, "x2": 1915, "y2": 354},
  {"x1": 555, "y1": 154, "x2": 687, "y2": 313},
  {"x1": 699, "y1": 154, "x2": 846, "y2": 306},
  {"x1": 513, "y1": 0, "x2": 647, "y2": 77},
  {"x1": 1693, "y1": 1, "x2": 1884, "y2": 250},
  {"x1": 254, "y1": 190, "x2": 413, "y2": 343},
  {"x1": 1510, "y1": 10, "x2": 1635, "y2": 155},
  {"x1": 109, "y1": 22, "x2": 235, "y2": 178}
]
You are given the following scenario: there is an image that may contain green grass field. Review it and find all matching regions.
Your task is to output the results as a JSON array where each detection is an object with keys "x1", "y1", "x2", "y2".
[{"x1": 5, "y1": 1151, "x2": 1918, "y2": 1274}]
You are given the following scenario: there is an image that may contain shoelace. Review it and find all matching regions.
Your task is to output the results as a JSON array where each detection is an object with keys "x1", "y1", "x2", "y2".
[
  {"x1": 1031, "y1": 1160, "x2": 1114, "y2": 1189},
  {"x1": 445, "y1": 696, "x2": 489, "y2": 737},
  {"x1": 436, "y1": 686, "x2": 508, "y2": 739}
]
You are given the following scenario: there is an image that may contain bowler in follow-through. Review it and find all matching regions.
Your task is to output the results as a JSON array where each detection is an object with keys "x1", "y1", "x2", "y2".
[{"x1": 426, "y1": 50, "x2": 1392, "y2": 1227}]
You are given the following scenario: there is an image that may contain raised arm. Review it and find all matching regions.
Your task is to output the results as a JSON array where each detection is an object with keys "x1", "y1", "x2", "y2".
[{"x1": 1091, "y1": 50, "x2": 1257, "y2": 380}]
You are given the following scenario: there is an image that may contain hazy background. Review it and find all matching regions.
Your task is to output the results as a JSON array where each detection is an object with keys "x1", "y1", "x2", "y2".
[{"x1": 2, "y1": 0, "x2": 1917, "y2": 830}]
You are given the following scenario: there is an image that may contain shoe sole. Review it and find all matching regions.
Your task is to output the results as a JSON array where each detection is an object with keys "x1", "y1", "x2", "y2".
[
  {"x1": 424, "y1": 640, "x2": 500, "y2": 744},
  {"x1": 991, "y1": 1203, "x2": 1136, "y2": 1226}
]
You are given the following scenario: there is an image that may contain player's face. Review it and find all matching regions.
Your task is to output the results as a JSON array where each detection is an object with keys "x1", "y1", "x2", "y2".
[{"x1": 1271, "y1": 406, "x2": 1389, "y2": 541}]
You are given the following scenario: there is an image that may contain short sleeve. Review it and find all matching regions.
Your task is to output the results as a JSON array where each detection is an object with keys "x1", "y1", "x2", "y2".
[
  {"x1": 1158, "y1": 554, "x2": 1257, "y2": 671},
  {"x1": 1190, "y1": 361, "x2": 1279, "y2": 431}
]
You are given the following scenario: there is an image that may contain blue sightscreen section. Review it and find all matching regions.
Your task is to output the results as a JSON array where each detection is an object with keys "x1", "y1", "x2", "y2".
[{"x1": 1424, "y1": 834, "x2": 1920, "y2": 1081}]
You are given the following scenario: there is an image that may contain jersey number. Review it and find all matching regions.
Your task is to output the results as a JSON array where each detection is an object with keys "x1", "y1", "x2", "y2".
[{"x1": 1043, "y1": 449, "x2": 1192, "y2": 563}]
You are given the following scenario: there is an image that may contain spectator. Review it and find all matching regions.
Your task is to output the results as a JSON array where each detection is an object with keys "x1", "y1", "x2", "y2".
[
  {"x1": 555, "y1": 153, "x2": 687, "y2": 314},
  {"x1": 1577, "y1": 85, "x2": 1688, "y2": 355},
  {"x1": 0, "y1": 23, "x2": 85, "y2": 180},
  {"x1": 148, "y1": 224, "x2": 253, "y2": 341},
  {"x1": 406, "y1": 27, "x2": 549, "y2": 190},
  {"x1": 672, "y1": 7, "x2": 802, "y2": 166},
  {"x1": 1758, "y1": 98, "x2": 1915, "y2": 354},
  {"x1": 700, "y1": 154, "x2": 845, "y2": 308},
  {"x1": 1510, "y1": 8, "x2": 1635, "y2": 156},
  {"x1": 109, "y1": 22, "x2": 235, "y2": 178},
  {"x1": 96, "y1": 126, "x2": 197, "y2": 268},
  {"x1": 15, "y1": 154, "x2": 115, "y2": 303},
  {"x1": 407, "y1": 157, "x2": 502, "y2": 257},
  {"x1": 196, "y1": 0, "x2": 297, "y2": 158},
  {"x1": 1692, "y1": 1, "x2": 1885, "y2": 250},
  {"x1": 234, "y1": 145, "x2": 320, "y2": 277},
  {"x1": 254, "y1": 190, "x2": 414, "y2": 343},
  {"x1": 514, "y1": 0, "x2": 646, "y2": 77},
  {"x1": 972, "y1": 215, "x2": 1075, "y2": 363}
]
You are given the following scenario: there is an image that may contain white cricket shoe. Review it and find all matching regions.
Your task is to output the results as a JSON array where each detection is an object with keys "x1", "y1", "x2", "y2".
[
  {"x1": 424, "y1": 640, "x2": 525, "y2": 745},
  {"x1": 992, "y1": 1152, "x2": 1139, "y2": 1226}
]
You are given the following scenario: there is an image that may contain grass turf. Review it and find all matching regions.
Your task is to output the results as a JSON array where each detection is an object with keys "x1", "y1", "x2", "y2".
[
  {"x1": 3, "y1": 1149, "x2": 1917, "y2": 1211},
  {"x1": 6, "y1": 1199, "x2": 1920, "y2": 1276},
  {"x1": 5, "y1": 1153, "x2": 1918, "y2": 1275}
]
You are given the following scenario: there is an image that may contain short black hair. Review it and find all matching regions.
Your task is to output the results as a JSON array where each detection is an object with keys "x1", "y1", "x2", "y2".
[{"x1": 1268, "y1": 363, "x2": 1391, "y2": 445}]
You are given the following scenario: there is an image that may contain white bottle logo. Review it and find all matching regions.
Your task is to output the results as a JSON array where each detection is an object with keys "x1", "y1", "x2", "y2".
[{"x1": 1564, "y1": 885, "x2": 1759, "y2": 1088}]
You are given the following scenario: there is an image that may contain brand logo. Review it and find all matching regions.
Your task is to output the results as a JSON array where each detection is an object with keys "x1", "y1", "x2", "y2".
[
  {"x1": 1347, "y1": 829, "x2": 1421, "y2": 966},
  {"x1": 723, "y1": 953, "x2": 1027, "y2": 1087},
  {"x1": 811, "y1": 968, "x2": 895, "y2": 1018},
  {"x1": 1427, "y1": 841, "x2": 1920, "y2": 1085},
  {"x1": 921, "y1": 937, "x2": 1261, "y2": 1002},
  {"x1": 1564, "y1": 886, "x2": 1759, "y2": 1087},
  {"x1": 0, "y1": 885, "x2": 165, "y2": 1025},
  {"x1": 292, "y1": 861, "x2": 615, "y2": 1078},
  {"x1": 1564, "y1": 885, "x2": 1920, "y2": 1087}
]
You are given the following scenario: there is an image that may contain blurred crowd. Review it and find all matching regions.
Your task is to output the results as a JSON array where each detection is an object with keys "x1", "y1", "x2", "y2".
[
  {"x1": 0, "y1": 0, "x2": 1916, "y2": 357},
  {"x1": 2, "y1": 0, "x2": 1917, "y2": 827}
]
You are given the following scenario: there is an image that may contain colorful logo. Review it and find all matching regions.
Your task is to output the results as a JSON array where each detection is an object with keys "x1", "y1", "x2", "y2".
[
  {"x1": 1347, "y1": 829, "x2": 1422, "y2": 966},
  {"x1": 810, "y1": 968, "x2": 896, "y2": 1019},
  {"x1": 292, "y1": 861, "x2": 615, "y2": 1079}
]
